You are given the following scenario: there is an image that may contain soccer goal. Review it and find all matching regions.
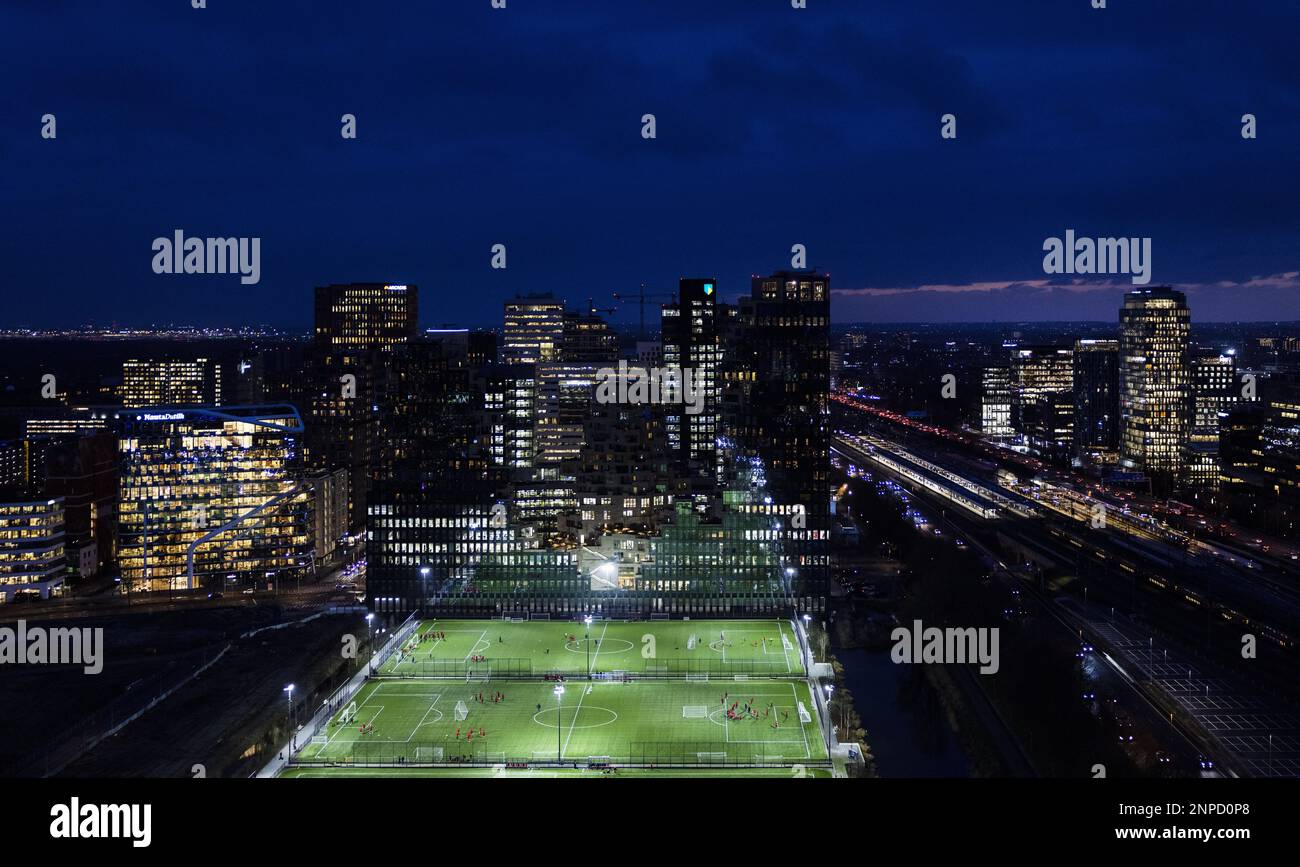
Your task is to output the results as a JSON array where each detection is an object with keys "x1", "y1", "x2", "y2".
[
  {"x1": 454, "y1": 700, "x2": 469, "y2": 721},
  {"x1": 310, "y1": 734, "x2": 329, "y2": 748},
  {"x1": 339, "y1": 701, "x2": 358, "y2": 725},
  {"x1": 682, "y1": 706, "x2": 708, "y2": 719},
  {"x1": 686, "y1": 633, "x2": 698, "y2": 650},
  {"x1": 414, "y1": 747, "x2": 444, "y2": 763},
  {"x1": 686, "y1": 672, "x2": 708, "y2": 682},
  {"x1": 467, "y1": 669, "x2": 492, "y2": 683},
  {"x1": 797, "y1": 702, "x2": 812, "y2": 724}
]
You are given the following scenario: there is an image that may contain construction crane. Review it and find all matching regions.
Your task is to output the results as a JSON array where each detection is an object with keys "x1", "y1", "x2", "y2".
[
  {"x1": 613, "y1": 283, "x2": 678, "y2": 341},
  {"x1": 584, "y1": 298, "x2": 618, "y2": 318}
]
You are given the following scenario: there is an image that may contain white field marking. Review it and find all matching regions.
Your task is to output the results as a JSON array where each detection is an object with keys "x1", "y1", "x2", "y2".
[
  {"x1": 793, "y1": 681, "x2": 812, "y2": 759},
  {"x1": 707, "y1": 630, "x2": 786, "y2": 666},
  {"x1": 410, "y1": 693, "x2": 445, "y2": 737},
  {"x1": 562, "y1": 681, "x2": 591, "y2": 758},
  {"x1": 530, "y1": 705, "x2": 618, "y2": 730},
  {"x1": 780, "y1": 623, "x2": 792, "y2": 674},
  {"x1": 465, "y1": 630, "x2": 487, "y2": 662},
  {"x1": 589, "y1": 621, "x2": 610, "y2": 673}
]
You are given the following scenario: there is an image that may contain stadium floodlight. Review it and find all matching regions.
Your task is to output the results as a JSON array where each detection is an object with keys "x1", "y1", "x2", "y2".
[
  {"x1": 553, "y1": 684, "x2": 565, "y2": 763},
  {"x1": 420, "y1": 567, "x2": 430, "y2": 577},
  {"x1": 583, "y1": 617, "x2": 594, "y2": 679}
]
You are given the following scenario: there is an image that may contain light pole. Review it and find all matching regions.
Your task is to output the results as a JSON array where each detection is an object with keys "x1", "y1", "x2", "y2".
[
  {"x1": 824, "y1": 683, "x2": 835, "y2": 746},
  {"x1": 365, "y1": 612, "x2": 375, "y2": 673},
  {"x1": 553, "y1": 684, "x2": 565, "y2": 763},
  {"x1": 802, "y1": 613, "x2": 812, "y2": 667},
  {"x1": 284, "y1": 683, "x2": 296, "y2": 748},
  {"x1": 584, "y1": 615, "x2": 593, "y2": 678},
  {"x1": 420, "y1": 566, "x2": 430, "y2": 611}
]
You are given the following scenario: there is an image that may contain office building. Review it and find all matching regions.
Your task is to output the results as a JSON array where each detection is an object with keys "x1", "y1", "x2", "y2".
[
  {"x1": 0, "y1": 497, "x2": 66, "y2": 602},
  {"x1": 1119, "y1": 287, "x2": 1191, "y2": 482},
  {"x1": 1073, "y1": 339, "x2": 1120, "y2": 459},
  {"x1": 117, "y1": 406, "x2": 311, "y2": 592},
  {"x1": 122, "y1": 357, "x2": 222, "y2": 408},
  {"x1": 503, "y1": 294, "x2": 566, "y2": 365}
]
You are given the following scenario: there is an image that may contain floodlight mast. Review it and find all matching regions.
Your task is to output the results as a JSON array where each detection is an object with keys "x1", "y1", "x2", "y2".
[{"x1": 553, "y1": 684, "x2": 566, "y2": 763}]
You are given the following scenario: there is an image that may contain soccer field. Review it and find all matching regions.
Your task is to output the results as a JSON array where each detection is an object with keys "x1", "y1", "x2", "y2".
[
  {"x1": 281, "y1": 766, "x2": 833, "y2": 779},
  {"x1": 379, "y1": 618, "x2": 806, "y2": 678},
  {"x1": 297, "y1": 678, "x2": 828, "y2": 766}
]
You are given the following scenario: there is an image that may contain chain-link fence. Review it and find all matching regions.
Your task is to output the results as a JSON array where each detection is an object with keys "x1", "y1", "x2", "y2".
[{"x1": 291, "y1": 738, "x2": 829, "y2": 769}]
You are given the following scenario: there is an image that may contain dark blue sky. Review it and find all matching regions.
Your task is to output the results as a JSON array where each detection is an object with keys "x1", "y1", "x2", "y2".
[{"x1": 3, "y1": 0, "x2": 1299, "y2": 327}]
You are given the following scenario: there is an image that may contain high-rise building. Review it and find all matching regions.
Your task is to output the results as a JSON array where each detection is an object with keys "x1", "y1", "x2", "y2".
[
  {"x1": 1119, "y1": 287, "x2": 1191, "y2": 481},
  {"x1": 502, "y1": 294, "x2": 566, "y2": 365},
  {"x1": 122, "y1": 358, "x2": 222, "y2": 408},
  {"x1": 307, "y1": 467, "x2": 350, "y2": 564},
  {"x1": 1011, "y1": 346, "x2": 1074, "y2": 455},
  {"x1": 561, "y1": 309, "x2": 618, "y2": 362},
  {"x1": 534, "y1": 362, "x2": 604, "y2": 467},
  {"x1": 722, "y1": 271, "x2": 831, "y2": 611},
  {"x1": 481, "y1": 363, "x2": 537, "y2": 469},
  {"x1": 43, "y1": 432, "x2": 118, "y2": 576},
  {"x1": 367, "y1": 338, "x2": 579, "y2": 613},
  {"x1": 981, "y1": 367, "x2": 1013, "y2": 442},
  {"x1": 308, "y1": 283, "x2": 418, "y2": 528},
  {"x1": 1220, "y1": 375, "x2": 1300, "y2": 535},
  {"x1": 117, "y1": 406, "x2": 311, "y2": 592},
  {"x1": 661, "y1": 278, "x2": 722, "y2": 486},
  {"x1": 1073, "y1": 339, "x2": 1120, "y2": 459},
  {"x1": 1185, "y1": 351, "x2": 1239, "y2": 489},
  {"x1": 314, "y1": 283, "x2": 418, "y2": 354},
  {"x1": 0, "y1": 497, "x2": 66, "y2": 602}
]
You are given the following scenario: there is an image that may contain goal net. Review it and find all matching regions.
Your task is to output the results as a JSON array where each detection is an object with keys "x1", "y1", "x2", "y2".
[
  {"x1": 797, "y1": 702, "x2": 812, "y2": 724},
  {"x1": 686, "y1": 672, "x2": 708, "y2": 682},
  {"x1": 339, "y1": 701, "x2": 358, "y2": 724},
  {"x1": 414, "y1": 747, "x2": 443, "y2": 762},
  {"x1": 467, "y1": 668, "x2": 492, "y2": 683},
  {"x1": 310, "y1": 734, "x2": 329, "y2": 747},
  {"x1": 686, "y1": 633, "x2": 698, "y2": 650},
  {"x1": 454, "y1": 700, "x2": 469, "y2": 721},
  {"x1": 682, "y1": 706, "x2": 708, "y2": 719}
]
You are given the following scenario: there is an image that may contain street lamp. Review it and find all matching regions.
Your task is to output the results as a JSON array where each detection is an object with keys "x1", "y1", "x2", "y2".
[
  {"x1": 823, "y1": 684, "x2": 835, "y2": 746},
  {"x1": 553, "y1": 684, "x2": 566, "y2": 763},
  {"x1": 284, "y1": 683, "x2": 296, "y2": 746},
  {"x1": 366, "y1": 613, "x2": 375, "y2": 673},
  {"x1": 584, "y1": 615, "x2": 593, "y2": 678}
]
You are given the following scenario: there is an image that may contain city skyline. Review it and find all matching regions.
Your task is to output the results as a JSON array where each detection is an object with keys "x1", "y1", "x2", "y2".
[{"x1": 6, "y1": 2, "x2": 1300, "y2": 327}]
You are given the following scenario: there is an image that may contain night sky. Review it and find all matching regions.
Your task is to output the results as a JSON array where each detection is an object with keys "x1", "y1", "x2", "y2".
[{"x1": 4, "y1": 0, "x2": 1299, "y2": 327}]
